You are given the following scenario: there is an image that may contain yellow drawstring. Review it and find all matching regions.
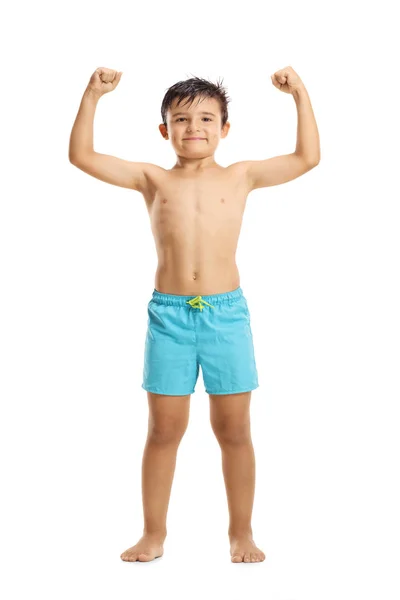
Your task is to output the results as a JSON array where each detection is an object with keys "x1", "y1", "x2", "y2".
[{"x1": 186, "y1": 295, "x2": 215, "y2": 311}]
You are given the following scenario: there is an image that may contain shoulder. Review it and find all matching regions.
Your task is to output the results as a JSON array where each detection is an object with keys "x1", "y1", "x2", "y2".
[
  {"x1": 141, "y1": 163, "x2": 168, "y2": 189},
  {"x1": 226, "y1": 161, "x2": 251, "y2": 176},
  {"x1": 226, "y1": 161, "x2": 253, "y2": 182},
  {"x1": 143, "y1": 163, "x2": 166, "y2": 179},
  {"x1": 226, "y1": 161, "x2": 252, "y2": 190}
]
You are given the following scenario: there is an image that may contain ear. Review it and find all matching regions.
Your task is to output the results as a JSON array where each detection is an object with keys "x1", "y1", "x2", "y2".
[
  {"x1": 159, "y1": 123, "x2": 168, "y2": 139},
  {"x1": 221, "y1": 121, "x2": 230, "y2": 138}
]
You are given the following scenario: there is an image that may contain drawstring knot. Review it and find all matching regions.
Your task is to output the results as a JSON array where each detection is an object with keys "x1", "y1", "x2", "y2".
[{"x1": 186, "y1": 295, "x2": 215, "y2": 311}]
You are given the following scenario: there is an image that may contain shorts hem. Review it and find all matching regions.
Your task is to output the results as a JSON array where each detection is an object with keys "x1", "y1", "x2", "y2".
[
  {"x1": 142, "y1": 384, "x2": 195, "y2": 396},
  {"x1": 205, "y1": 384, "x2": 259, "y2": 395}
]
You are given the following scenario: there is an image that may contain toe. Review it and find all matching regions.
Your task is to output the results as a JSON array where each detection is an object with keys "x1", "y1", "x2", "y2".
[
  {"x1": 250, "y1": 553, "x2": 256, "y2": 562},
  {"x1": 138, "y1": 552, "x2": 151, "y2": 561},
  {"x1": 231, "y1": 554, "x2": 242, "y2": 562},
  {"x1": 121, "y1": 549, "x2": 138, "y2": 561},
  {"x1": 121, "y1": 552, "x2": 133, "y2": 561},
  {"x1": 244, "y1": 553, "x2": 251, "y2": 562}
]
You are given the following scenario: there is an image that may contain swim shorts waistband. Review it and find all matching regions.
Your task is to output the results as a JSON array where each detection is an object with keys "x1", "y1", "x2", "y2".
[{"x1": 150, "y1": 286, "x2": 244, "y2": 306}]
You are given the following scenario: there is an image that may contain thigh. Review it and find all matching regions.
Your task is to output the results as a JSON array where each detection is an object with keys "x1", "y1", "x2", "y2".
[
  {"x1": 147, "y1": 391, "x2": 191, "y2": 439},
  {"x1": 209, "y1": 391, "x2": 252, "y2": 438}
]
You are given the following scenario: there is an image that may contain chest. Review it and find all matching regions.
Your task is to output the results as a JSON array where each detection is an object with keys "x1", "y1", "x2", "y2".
[{"x1": 147, "y1": 174, "x2": 248, "y2": 225}]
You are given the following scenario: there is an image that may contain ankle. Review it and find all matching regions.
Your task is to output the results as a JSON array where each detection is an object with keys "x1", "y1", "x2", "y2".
[
  {"x1": 143, "y1": 528, "x2": 167, "y2": 539},
  {"x1": 229, "y1": 528, "x2": 253, "y2": 540}
]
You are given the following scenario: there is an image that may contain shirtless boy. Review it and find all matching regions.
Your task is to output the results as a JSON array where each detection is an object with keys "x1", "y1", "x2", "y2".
[{"x1": 68, "y1": 66, "x2": 320, "y2": 563}]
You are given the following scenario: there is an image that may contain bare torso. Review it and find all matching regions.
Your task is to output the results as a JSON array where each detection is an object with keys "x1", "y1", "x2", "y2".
[{"x1": 140, "y1": 163, "x2": 250, "y2": 295}]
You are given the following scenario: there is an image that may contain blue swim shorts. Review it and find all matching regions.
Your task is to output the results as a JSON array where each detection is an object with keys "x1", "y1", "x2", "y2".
[{"x1": 142, "y1": 286, "x2": 259, "y2": 396}]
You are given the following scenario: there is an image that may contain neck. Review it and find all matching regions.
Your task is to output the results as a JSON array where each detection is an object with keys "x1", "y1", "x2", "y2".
[{"x1": 172, "y1": 154, "x2": 218, "y2": 171}]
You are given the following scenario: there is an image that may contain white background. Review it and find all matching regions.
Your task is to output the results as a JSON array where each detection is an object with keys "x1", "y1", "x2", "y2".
[{"x1": 1, "y1": 0, "x2": 399, "y2": 599}]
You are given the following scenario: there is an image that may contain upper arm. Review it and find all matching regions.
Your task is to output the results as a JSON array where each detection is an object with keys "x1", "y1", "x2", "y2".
[
  {"x1": 69, "y1": 151, "x2": 155, "y2": 193},
  {"x1": 238, "y1": 153, "x2": 318, "y2": 192}
]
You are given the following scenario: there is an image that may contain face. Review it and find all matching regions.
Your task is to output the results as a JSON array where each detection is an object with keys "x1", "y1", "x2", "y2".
[{"x1": 159, "y1": 96, "x2": 230, "y2": 156}]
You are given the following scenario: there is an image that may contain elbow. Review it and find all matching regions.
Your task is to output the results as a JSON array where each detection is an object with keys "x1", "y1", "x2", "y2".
[
  {"x1": 69, "y1": 153, "x2": 85, "y2": 167},
  {"x1": 305, "y1": 157, "x2": 320, "y2": 169},
  {"x1": 297, "y1": 152, "x2": 320, "y2": 169},
  {"x1": 69, "y1": 150, "x2": 94, "y2": 166},
  {"x1": 310, "y1": 152, "x2": 321, "y2": 167}
]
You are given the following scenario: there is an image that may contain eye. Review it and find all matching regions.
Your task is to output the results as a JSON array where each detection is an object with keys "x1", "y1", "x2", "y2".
[{"x1": 175, "y1": 117, "x2": 212, "y2": 122}]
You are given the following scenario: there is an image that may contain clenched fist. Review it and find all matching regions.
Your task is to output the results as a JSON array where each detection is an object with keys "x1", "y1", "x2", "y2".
[
  {"x1": 87, "y1": 67, "x2": 123, "y2": 97},
  {"x1": 271, "y1": 66, "x2": 303, "y2": 95}
]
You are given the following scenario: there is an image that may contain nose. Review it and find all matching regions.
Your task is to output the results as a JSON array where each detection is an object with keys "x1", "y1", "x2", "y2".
[{"x1": 187, "y1": 120, "x2": 201, "y2": 133}]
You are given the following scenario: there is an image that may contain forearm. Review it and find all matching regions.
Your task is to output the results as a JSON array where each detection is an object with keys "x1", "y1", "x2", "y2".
[
  {"x1": 293, "y1": 85, "x2": 320, "y2": 164},
  {"x1": 69, "y1": 87, "x2": 101, "y2": 162}
]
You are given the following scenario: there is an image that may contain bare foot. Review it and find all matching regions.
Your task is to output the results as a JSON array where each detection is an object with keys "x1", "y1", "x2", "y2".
[
  {"x1": 120, "y1": 532, "x2": 165, "y2": 562},
  {"x1": 230, "y1": 534, "x2": 266, "y2": 563}
]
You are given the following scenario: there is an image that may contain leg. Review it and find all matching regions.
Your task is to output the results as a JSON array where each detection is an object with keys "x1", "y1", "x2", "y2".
[
  {"x1": 210, "y1": 391, "x2": 254, "y2": 536},
  {"x1": 120, "y1": 391, "x2": 191, "y2": 562},
  {"x1": 142, "y1": 391, "x2": 191, "y2": 535},
  {"x1": 209, "y1": 391, "x2": 265, "y2": 563}
]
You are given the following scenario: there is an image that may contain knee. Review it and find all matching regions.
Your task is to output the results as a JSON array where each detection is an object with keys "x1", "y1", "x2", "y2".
[
  {"x1": 148, "y1": 419, "x2": 187, "y2": 445},
  {"x1": 212, "y1": 421, "x2": 251, "y2": 446}
]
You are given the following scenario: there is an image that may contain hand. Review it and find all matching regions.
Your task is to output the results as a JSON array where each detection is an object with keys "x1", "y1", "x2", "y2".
[
  {"x1": 87, "y1": 67, "x2": 123, "y2": 97},
  {"x1": 271, "y1": 66, "x2": 303, "y2": 95}
]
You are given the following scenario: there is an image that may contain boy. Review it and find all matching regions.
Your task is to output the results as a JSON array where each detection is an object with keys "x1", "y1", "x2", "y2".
[{"x1": 69, "y1": 66, "x2": 320, "y2": 563}]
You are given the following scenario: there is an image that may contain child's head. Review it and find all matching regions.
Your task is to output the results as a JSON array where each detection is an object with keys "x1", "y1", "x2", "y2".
[{"x1": 159, "y1": 76, "x2": 231, "y2": 159}]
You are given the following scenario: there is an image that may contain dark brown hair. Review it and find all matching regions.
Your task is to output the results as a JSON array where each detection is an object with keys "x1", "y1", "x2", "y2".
[{"x1": 161, "y1": 75, "x2": 231, "y2": 129}]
